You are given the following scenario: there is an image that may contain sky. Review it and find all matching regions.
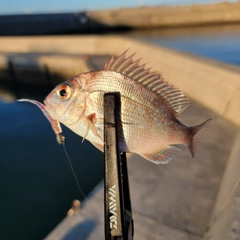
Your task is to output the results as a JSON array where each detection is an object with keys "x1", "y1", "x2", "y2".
[{"x1": 0, "y1": 0, "x2": 238, "y2": 15}]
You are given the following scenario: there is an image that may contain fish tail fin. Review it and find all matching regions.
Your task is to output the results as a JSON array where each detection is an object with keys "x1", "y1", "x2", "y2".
[{"x1": 188, "y1": 118, "x2": 211, "y2": 158}]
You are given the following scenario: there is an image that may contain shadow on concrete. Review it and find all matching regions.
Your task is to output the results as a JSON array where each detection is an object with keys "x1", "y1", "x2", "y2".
[
  {"x1": 0, "y1": 52, "x2": 110, "y2": 102},
  {"x1": 0, "y1": 12, "x2": 132, "y2": 36},
  {"x1": 0, "y1": 57, "x2": 62, "y2": 102},
  {"x1": 62, "y1": 219, "x2": 97, "y2": 240}
]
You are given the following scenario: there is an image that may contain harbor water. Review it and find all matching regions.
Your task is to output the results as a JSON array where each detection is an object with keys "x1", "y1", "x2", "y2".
[
  {"x1": 126, "y1": 24, "x2": 240, "y2": 66},
  {"x1": 0, "y1": 83, "x2": 103, "y2": 240}
]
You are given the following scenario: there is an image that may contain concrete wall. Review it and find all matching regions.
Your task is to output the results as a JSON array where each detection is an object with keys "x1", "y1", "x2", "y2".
[
  {"x1": 205, "y1": 127, "x2": 240, "y2": 240},
  {"x1": 1, "y1": 2, "x2": 240, "y2": 36},
  {"x1": 0, "y1": 13, "x2": 112, "y2": 35},
  {"x1": 88, "y1": 2, "x2": 240, "y2": 28},
  {"x1": 0, "y1": 53, "x2": 89, "y2": 85},
  {"x1": 0, "y1": 35, "x2": 240, "y2": 125}
]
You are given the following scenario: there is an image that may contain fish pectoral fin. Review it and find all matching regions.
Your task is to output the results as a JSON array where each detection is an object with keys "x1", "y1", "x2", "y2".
[
  {"x1": 81, "y1": 120, "x2": 90, "y2": 143},
  {"x1": 91, "y1": 141, "x2": 104, "y2": 152},
  {"x1": 82, "y1": 115, "x2": 103, "y2": 143},
  {"x1": 90, "y1": 121, "x2": 102, "y2": 140},
  {"x1": 140, "y1": 146, "x2": 182, "y2": 164}
]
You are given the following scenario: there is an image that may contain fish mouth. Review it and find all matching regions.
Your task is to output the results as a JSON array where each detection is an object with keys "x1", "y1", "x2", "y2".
[
  {"x1": 43, "y1": 98, "x2": 53, "y2": 113},
  {"x1": 43, "y1": 98, "x2": 60, "y2": 122}
]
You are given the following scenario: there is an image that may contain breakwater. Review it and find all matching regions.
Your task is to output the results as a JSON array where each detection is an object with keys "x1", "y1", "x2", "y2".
[{"x1": 1, "y1": 2, "x2": 240, "y2": 35}]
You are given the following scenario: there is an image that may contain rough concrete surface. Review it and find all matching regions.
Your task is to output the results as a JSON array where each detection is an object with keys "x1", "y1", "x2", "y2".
[
  {"x1": 205, "y1": 185, "x2": 240, "y2": 240},
  {"x1": 205, "y1": 127, "x2": 240, "y2": 240}
]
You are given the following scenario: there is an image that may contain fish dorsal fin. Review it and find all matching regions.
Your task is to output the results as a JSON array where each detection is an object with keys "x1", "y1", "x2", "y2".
[{"x1": 104, "y1": 49, "x2": 190, "y2": 116}]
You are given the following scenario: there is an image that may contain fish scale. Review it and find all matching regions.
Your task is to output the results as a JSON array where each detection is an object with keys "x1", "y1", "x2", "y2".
[
  {"x1": 88, "y1": 71, "x2": 169, "y2": 115},
  {"x1": 18, "y1": 50, "x2": 211, "y2": 164},
  {"x1": 86, "y1": 72, "x2": 186, "y2": 154}
]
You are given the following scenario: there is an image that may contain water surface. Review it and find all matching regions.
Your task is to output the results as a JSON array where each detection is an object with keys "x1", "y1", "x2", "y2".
[{"x1": 0, "y1": 83, "x2": 103, "y2": 240}]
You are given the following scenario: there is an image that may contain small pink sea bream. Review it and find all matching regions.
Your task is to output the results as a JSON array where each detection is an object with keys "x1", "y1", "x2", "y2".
[{"x1": 19, "y1": 50, "x2": 210, "y2": 164}]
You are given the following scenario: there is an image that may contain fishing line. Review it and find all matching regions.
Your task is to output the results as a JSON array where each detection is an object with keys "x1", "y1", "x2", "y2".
[
  {"x1": 62, "y1": 141, "x2": 88, "y2": 200},
  {"x1": 62, "y1": 140, "x2": 105, "y2": 240}
]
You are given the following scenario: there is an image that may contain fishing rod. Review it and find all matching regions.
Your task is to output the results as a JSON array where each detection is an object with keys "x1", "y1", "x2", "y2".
[{"x1": 104, "y1": 92, "x2": 134, "y2": 240}]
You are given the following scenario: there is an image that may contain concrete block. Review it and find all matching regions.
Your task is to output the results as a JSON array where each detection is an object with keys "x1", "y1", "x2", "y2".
[
  {"x1": 223, "y1": 90, "x2": 240, "y2": 126},
  {"x1": 209, "y1": 127, "x2": 240, "y2": 224}
]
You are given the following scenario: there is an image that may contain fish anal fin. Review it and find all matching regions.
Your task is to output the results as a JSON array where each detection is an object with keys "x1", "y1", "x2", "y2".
[
  {"x1": 140, "y1": 146, "x2": 182, "y2": 164},
  {"x1": 103, "y1": 50, "x2": 190, "y2": 116}
]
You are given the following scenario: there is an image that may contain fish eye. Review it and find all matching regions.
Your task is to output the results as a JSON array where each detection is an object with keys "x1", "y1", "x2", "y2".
[{"x1": 56, "y1": 84, "x2": 71, "y2": 100}]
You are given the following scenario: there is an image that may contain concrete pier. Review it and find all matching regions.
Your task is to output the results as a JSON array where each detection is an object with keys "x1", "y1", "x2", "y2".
[
  {"x1": 44, "y1": 99, "x2": 237, "y2": 239},
  {"x1": 1, "y1": 35, "x2": 239, "y2": 239}
]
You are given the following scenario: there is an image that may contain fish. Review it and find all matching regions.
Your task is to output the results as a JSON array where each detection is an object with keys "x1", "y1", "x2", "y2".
[{"x1": 19, "y1": 50, "x2": 211, "y2": 164}]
